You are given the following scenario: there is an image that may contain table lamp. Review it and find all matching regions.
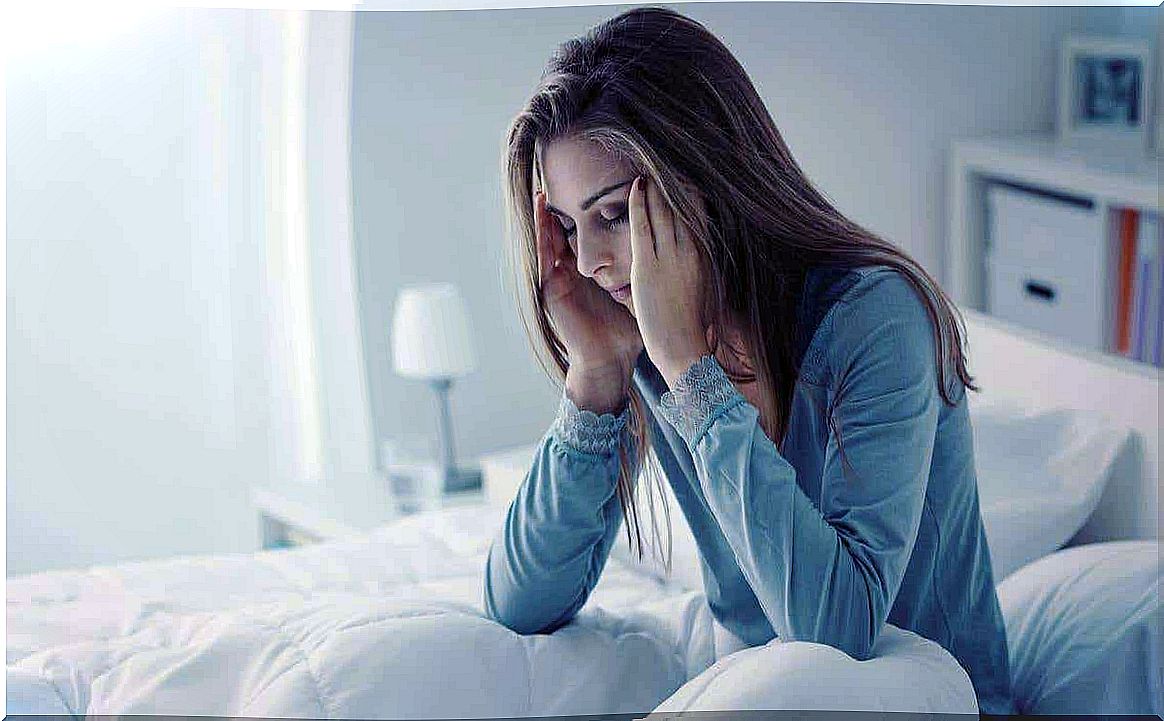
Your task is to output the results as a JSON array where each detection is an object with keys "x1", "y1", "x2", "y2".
[{"x1": 390, "y1": 282, "x2": 482, "y2": 494}]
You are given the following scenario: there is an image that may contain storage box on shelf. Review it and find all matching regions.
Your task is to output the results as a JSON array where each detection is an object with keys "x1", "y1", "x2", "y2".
[
  {"x1": 984, "y1": 182, "x2": 1108, "y2": 352},
  {"x1": 948, "y1": 132, "x2": 1161, "y2": 368}
]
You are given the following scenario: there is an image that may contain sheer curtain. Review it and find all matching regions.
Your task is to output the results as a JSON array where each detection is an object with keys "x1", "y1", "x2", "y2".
[{"x1": 197, "y1": 7, "x2": 395, "y2": 529}]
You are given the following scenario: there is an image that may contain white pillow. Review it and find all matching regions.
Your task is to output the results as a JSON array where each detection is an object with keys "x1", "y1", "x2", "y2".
[
  {"x1": 997, "y1": 540, "x2": 1162, "y2": 717},
  {"x1": 968, "y1": 394, "x2": 1132, "y2": 582}
]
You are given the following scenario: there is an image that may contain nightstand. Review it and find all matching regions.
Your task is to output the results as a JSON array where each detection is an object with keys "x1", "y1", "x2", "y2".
[
  {"x1": 252, "y1": 487, "x2": 369, "y2": 549},
  {"x1": 384, "y1": 456, "x2": 486, "y2": 515},
  {"x1": 252, "y1": 484, "x2": 488, "y2": 550}
]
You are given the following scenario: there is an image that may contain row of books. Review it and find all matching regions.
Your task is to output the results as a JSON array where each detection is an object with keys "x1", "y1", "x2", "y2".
[{"x1": 1109, "y1": 207, "x2": 1163, "y2": 367}]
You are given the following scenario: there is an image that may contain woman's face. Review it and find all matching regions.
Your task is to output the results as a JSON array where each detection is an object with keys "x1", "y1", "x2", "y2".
[{"x1": 540, "y1": 135, "x2": 638, "y2": 316}]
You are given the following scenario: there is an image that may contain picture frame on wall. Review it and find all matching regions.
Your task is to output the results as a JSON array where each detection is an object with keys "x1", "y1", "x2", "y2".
[
  {"x1": 1057, "y1": 36, "x2": 1153, "y2": 156},
  {"x1": 1156, "y1": 23, "x2": 1164, "y2": 156}
]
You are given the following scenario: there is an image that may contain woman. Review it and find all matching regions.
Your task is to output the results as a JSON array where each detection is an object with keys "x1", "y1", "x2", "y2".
[{"x1": 482, "y1": 6, "x2": 1014, "y2": 716}]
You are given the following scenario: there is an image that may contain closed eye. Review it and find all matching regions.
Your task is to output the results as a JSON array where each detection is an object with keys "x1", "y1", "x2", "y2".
[
  {"x1": 560, "y1": 207, "x2": 627, "y2": 240},
  {"x1": 602, "y1": 209, "x2": 628, "y2": 229}
]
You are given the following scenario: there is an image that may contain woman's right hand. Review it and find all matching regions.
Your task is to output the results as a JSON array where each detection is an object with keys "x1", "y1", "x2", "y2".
[{"x1": 535, "y1": 190, "x2": 644, "y2": 397}]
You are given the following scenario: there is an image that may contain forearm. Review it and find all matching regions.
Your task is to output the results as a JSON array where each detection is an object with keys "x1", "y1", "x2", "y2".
[
  {"x1": 482, "y1": 391, "x2": 631, "y2": 635},
  {"x1": 658, "y1": 354, "x2": 933, "y2": 661},
  {"x1": 688, "y1": 401, "x2": 882, "y2": 658}
]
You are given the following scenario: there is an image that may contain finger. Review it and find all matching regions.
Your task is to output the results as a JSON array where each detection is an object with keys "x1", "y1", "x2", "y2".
[
  {"x1": 538, "y1": 192, "x2": 568, "y2": 273},
  {"x1": 645, "y1": 175, "x2": 676, "y2": 257},
  {"x1": 629, "y1": 175, "x2": 656, "y2": 262},
  {"x1": 535, "y1": 192, "x2": 554, "y2": 286},
  {"x1": 546, "y1": 206, "x2": 571, "y2": 271}
]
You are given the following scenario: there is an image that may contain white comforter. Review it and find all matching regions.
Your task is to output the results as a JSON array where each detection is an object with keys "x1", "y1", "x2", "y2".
[{"x1": 7, "y1": 504, "x2": 978, "y2": 718}]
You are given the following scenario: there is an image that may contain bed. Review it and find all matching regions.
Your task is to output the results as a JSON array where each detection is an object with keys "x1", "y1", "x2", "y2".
[{"x1": 7, "y1": 307, "x2": 1161, "y2": 718}]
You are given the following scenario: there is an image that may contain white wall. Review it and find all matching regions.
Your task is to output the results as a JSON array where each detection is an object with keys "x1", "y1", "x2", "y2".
[
  {"x1": 350, "y1": 2, "x2": 1119, "y2": 464},
  {"x1": 1114, "y1": 5, "x2": 1158, "y2": 42},
  {"x1": 6, "y1": 8, "x2": 270, "y2": 575}
]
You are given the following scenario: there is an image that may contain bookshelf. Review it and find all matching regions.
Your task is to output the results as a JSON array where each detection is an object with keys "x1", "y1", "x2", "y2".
[{"x1": 948, "y1": 132, "x2": 1161, "y2": 368}]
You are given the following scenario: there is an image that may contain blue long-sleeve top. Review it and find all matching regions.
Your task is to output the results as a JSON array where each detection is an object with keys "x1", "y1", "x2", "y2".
[{"x1": 483, "y1": 264, "x2": 1016, "y2": 716}]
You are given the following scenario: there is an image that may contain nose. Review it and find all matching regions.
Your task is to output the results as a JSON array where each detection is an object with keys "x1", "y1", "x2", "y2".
[{"x1": 574, "y1": 230, "x2": 613, "y2": 280}]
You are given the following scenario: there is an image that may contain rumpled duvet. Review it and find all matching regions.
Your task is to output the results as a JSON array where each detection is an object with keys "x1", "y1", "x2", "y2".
[{"x1": 7, "y1": 504, "x2": 978, "y2": 718}]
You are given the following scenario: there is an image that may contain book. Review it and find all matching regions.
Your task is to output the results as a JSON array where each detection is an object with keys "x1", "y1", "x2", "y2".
[
  {"x1": 1114, "y1": 208, "x2": 1140, "y2": 357},
  {"x1": 1155, "y1": 217, "x2": 1164, "y2": 367},
  {"x1": 1142, "y1": 212, "x2": 1161, "y2": 365},
  {"x1": 1131, "y1": 212, "x2": 1157, "y2": 362},
  {"x1": 1104, "y1": 208, "x2": 1124, "y2": 352}
]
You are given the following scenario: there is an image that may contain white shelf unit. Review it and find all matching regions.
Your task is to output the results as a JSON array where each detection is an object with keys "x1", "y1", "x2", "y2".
[{"x1": 948, "y1": 132, "x2": 1161, "y2": 363}]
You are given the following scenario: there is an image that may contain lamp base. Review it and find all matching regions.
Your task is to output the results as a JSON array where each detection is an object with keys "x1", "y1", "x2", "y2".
[{"x1": 443, "y1": 466, "x2": 484, "y2": 494}]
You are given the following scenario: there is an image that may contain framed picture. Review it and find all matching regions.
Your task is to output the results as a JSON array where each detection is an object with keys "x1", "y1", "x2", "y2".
[
  {"x1": 1156, "y1": 23, "x2": 1164, "y2": 155},
  {"x1": 1057, "y1": 36, "x2": 1153, "y2": 155}
]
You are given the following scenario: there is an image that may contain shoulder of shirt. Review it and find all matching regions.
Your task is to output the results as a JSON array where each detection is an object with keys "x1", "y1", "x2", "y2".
[
  {"x1": 837, "y1": 265, "x2": 925, "y2": 314},
  {"x1": 800, "y1": 264, "x2": 932, "y2": 381}
]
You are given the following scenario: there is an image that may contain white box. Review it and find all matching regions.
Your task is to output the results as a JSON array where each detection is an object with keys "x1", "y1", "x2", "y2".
[{"x1": 986, "y1": 183, "x2": 1107, "y2": 352}]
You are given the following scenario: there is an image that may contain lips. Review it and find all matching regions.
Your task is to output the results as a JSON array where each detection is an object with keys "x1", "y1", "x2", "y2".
[{"x1": 610, "y1": 283, "x2": 631, "y2": 301}]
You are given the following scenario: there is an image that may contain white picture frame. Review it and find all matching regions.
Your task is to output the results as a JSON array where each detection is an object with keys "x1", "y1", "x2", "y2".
[
  {"x1": 1057, "y1": 35, "x2": 1153, "y2": 156},
  {"x1": 1156, "y1": 23, "x2": 1164, "y2": 156}
]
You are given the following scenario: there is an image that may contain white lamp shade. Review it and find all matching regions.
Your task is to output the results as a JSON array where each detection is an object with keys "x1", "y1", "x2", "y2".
[{"x1": 391, "y1": 282, "x2": 477, "y2": 379}]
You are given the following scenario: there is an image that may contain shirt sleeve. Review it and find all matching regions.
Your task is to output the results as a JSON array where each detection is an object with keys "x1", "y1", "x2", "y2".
[
  {"x1": 656, "y1": 270, "x2": 940, "y2": 661},
  {"x1": 482, "y1": 390, "x2": 634, "y2": 635}
]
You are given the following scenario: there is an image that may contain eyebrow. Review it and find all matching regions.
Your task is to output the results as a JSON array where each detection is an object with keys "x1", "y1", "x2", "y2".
[{"x1": 545, "y1": 178, "x2": 634, "y2": 218}]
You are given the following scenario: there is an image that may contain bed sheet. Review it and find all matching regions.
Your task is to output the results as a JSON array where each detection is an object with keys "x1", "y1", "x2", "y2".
[{"x1": 7, "y1": 503, "x2": 977, "y2": 718}]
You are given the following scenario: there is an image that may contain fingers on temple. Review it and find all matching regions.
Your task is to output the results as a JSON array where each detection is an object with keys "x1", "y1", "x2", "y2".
[
  {"x1": 648, "y1": 177, "x2": 675, "y2": 254},
  {"x1": 631, "y1": 176, "x2": 655, "y2": 260}
]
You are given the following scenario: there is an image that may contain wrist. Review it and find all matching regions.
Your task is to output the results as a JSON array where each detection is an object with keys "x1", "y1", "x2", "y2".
[
  {"x1": 658, "y1": 354, "x2": 741, "y2": 447},
  {"x1": 552, "y1": 390, "x2": 629, "y2": 456},
  {"x1": 661, "y1": 346, "x2": 712, "y2": 389},
  {"x1": 565, "y1": 365, "x2": 630, "y2": 416}
]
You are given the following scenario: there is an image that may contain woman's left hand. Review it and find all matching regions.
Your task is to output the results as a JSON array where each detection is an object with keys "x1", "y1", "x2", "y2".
[{"x1": 628, "y1": 174, "x2": 712, "y2": 389}]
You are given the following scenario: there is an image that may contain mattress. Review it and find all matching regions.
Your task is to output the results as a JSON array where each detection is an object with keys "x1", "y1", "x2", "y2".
[{"x1": 7, "y1": 503, "x2": 978, "y2": 718}]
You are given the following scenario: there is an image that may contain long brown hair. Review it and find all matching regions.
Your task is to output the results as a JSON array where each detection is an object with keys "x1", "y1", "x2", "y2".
[{"x1": 500, "y1": 6, "x2": 978, "y2": 575}]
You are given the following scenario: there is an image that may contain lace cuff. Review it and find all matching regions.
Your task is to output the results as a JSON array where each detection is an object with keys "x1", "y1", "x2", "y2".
[
  {"x1": 550, "y1": 391, "x2": 630, "y2": 456},
  {"x1": 659, "y1": 355, "x2": 745, "y2": 446}
]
